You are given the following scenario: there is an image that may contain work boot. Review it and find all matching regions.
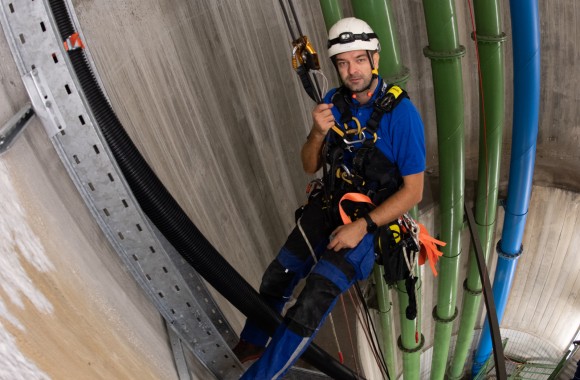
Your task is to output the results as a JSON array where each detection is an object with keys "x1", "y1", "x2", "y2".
[{"x1": 232, "y1": 339, "x2": 265, "y2": 363}]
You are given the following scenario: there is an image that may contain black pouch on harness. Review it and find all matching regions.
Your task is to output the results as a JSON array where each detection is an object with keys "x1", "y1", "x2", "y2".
[{"x1": 375, "y1": 221, "x2": 410, "y2": 285}]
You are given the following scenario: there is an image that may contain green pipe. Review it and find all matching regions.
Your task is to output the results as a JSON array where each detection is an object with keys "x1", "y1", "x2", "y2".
[
  {"x1": 319, "y1": 0, "x2": 343, "y2": 31},
  {"x1": 421, "y1": 1, "x2": 466, "y2": 379},
  {"x1": 395, "y1": 275, "x2": 423, "y2": 380},
  {"x1": 373, "y1": 267, "x2": 397, "y2": 377},
  {"x1": 351, "y1": 0, "x2": 409, "y2": 86},
  {"x1": 447, "y1": 1, "x2": 505, "y2": 378}
]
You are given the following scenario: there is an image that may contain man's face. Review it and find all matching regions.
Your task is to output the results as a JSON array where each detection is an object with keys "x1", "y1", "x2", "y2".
[{"x1": 335, "y1": 50, "x2": 378, "y2": 93}]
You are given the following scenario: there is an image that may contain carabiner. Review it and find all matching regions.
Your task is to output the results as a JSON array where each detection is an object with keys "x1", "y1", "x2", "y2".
[{"x1": 341, "y1": 116, "x2": 367, "y2": 148}]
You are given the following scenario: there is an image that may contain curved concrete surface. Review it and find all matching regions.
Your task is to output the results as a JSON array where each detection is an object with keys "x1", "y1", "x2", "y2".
[
  {"x1": 0, "y1": 0, "x2": 579, "y2": 378},
  {"x1": 0, "y1": 88, "x2": 178, "y2": 379}
]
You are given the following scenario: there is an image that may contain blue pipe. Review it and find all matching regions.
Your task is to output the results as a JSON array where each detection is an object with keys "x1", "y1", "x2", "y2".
[{"x1": 471, "y1": 0, "x2": 540, "y2": 376}]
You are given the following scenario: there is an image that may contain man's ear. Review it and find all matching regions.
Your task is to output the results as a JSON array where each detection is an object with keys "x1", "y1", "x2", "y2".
[{"x1": 373, "y1": 51, "x2": 380, "y2": 70}]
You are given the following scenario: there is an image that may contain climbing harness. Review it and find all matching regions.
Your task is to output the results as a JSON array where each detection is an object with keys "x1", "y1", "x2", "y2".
[
  {"x1": 329, "y1": 80, "x2": 407, "y2": 152},
  {"x1": 321, "y1": 80, "x2": 409, "y2": 231}
]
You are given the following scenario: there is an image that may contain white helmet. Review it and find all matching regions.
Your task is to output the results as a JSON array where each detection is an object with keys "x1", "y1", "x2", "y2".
[{"x1": 327, "y1": 17, "x2": 380, "y2": 57}]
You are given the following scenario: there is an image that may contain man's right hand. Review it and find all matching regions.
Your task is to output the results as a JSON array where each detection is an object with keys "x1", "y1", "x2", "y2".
[
  {"x1": 311, "y1": 103, "x2": 335, "y2": 137},
  {"x1": 302, "y1": 103, "x2": 335, "y2": 174}
]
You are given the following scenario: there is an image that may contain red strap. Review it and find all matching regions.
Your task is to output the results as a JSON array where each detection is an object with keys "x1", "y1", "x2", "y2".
[
  {"x1": 338, "y1": 192, "x2": 374, "y2": 224},
  {"x1": 417, "y1": 222, "x2": 445, "y2": 276}
]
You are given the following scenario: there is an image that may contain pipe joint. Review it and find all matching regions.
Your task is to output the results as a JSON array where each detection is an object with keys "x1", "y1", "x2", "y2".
[
  {"x1": 397, "y1": 334, "x2": 425, "y2": 353},
  {"x1": 384, "y1": 66, "x2": 410, "y2": 86},
  {"x1": 496, "y1": 240, "x2": 523, "y2": 260},
  {"x1": 379, "y1": 304, "x2": 393, "y2": 314},
  {"x1": 471, "y1": 31, "x2": 507, "y2": 45},
  {"x1": 475, "y1": 219, "x2": 497, "y2": 228},
  {"x1": 441, "y1": 248, "x2": 462, "y2": 259},
  {"x1": 423, "y1": 45, "x2": 466, "y2": 61},
  {"x1": 432, "y1": 306, "x2": 458, "y2": 323},
  {"x1": 463, "y1": 278, "x2": 482, "y2": 295}
]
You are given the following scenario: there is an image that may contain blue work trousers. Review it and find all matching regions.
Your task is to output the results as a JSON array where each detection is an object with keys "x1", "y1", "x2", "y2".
[{"x1": 239, "y1": 193, "x2": 376, "y2": 379}]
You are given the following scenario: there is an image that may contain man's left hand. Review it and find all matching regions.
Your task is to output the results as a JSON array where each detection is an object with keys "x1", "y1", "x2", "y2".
[{"x1": 327, "y1": 219, "x2": 367, "y2": 252}]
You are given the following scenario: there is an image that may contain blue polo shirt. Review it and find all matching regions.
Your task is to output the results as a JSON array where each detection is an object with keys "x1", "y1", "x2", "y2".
[{"x1": 323, "y1": 78, "x2": 426, "y2": 176}]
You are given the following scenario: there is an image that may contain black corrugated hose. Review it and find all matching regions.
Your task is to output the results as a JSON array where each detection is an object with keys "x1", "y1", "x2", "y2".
[{"x1": 47, "y1": 1, "x2": 361, "y2": 379}]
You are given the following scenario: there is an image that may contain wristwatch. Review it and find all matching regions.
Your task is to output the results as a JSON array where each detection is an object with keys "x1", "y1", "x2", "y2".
[{"x1": 363, "y1": 214, "x2": 378, "y2": 233}]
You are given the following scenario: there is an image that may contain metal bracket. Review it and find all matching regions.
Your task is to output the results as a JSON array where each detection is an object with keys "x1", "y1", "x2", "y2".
[
  {"x1": 22, "y1": 68, "x2": 67, "y2": 137},
  {"x1": 0, "y1": 103, "x2": 35, "y2": 155},
  {"x1": 168, "y1": 322, "x2": 193, "y2": 380}
]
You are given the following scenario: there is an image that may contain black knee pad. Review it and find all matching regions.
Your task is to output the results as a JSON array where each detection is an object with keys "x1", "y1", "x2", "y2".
[
  {"x1": 284, "y1": 273, "x2": 341, "y2": 337},
  {"x1": 260, "y1": 259, "x2": 295, "y2": 300}
]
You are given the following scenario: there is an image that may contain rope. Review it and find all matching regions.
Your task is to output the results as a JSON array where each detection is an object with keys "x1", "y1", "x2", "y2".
[
  {"x1": 340, "y1": 294, "x2": 359, "y2": 372},
  {"x1": 278, "y1": 0, "x2": 297, "y2": 40},
  {"x1": 348, "y1": 287, "x2": 390, "y2": 378},
  {"x1": 297, "y1": 217, "x2": 317, "y2": 263},
  {"x1": 355, "y1": 284, "x2": 390, "y2": 378},
  {"x1": 279, "y1": 0, "x2": 323, "y2": 103}
]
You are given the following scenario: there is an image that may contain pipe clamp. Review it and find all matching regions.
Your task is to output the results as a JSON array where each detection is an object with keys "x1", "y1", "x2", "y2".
[
  {"x1": 397, "y1": 334, "x2": 425, "y2": 353},
  {"x1": 432, "y1": 306, "x2": 458, "y2": 323},
  {"x1": 463, "y1": 278, "x2": 483, "y2": 295},
  {"x1": 496, "y1": 240, "x2": 523, "y2": 260},
  {"x1": 384, "y1": 66, "x2": 410, "y2": 87},
  {"x1": 423, "y1": 45, "x2": 466, "y2": 61},
  {"x1": 471, "y1": 32, "x2": 507, "y2": 44}
]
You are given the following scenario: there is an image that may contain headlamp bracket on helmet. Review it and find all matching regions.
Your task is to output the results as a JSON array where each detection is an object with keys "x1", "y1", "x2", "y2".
[{"x1": 327, "y1": 32, "x2": 378, "y2": 48}]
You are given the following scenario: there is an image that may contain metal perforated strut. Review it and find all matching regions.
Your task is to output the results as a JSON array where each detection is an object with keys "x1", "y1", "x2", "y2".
[{"x1": 0, "y1": 0, "x2": 241, "y2": 378}]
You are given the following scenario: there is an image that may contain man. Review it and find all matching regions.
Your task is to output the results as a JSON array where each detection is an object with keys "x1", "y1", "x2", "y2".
[{"x1": 235, "y1": 17, "x2": 426, "y2": 379}]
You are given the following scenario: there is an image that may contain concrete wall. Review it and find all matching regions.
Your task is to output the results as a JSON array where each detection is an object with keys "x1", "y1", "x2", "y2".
[{"x1": 0, "y1": 0, "x2": 579, "y2": 378}]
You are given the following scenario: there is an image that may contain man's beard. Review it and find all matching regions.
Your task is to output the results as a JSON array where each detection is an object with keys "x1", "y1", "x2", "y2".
[{"x1": 345, "y1": 75, "x2": 373, "y2": 94}]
